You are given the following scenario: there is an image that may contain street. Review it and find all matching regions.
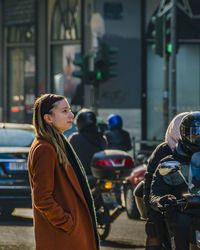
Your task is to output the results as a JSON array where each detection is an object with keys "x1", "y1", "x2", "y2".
[{"x1": 0, "y1": 209, "x2": 145, "y2": 250}]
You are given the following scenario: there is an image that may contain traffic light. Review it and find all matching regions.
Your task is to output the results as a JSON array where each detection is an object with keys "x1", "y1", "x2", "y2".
[
  {"x1": 94, "y1": 41, "x2": 118, "y2": 83},
  {"x1": 151, "y1": 15, "x2": 163, "y2": 57},
  {"x1": 72, "y1": 54, "x2": 91, "y2": 84},
  {"x1": 72, "y1": 43, "x2": 118, "y2": 86},
  {"x1": 101, "y1": 42, "x2": 118, "y2": 80},
  {"x1": 165, "y1": 12, "x2": 172, "y2": 54},
  {"x1": 93, "y1": 55, "x2": 105, "y2": 83}
]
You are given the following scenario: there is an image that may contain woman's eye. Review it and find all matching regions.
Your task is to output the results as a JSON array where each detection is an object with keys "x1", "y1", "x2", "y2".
[{"x1": 63, "y1": 109, "x2": 70, "y2": 113}]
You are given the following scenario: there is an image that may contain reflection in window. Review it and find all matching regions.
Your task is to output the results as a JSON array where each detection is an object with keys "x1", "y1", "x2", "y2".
[
  {"x1": 7, "y1": 24, "x2": 35, "y2": 43},
  {"x1": 8, "y1": 48, "x2": 35, "y2": 123},
  {"x1": 5, "y1": 0, "x2": 36, "y2": 123},
  {"x1": 52, "y1": 0, "x2": 81, "y2": 41},
  {"x1": 52, "y1": 45, "x2": 81, "y2": 104}
]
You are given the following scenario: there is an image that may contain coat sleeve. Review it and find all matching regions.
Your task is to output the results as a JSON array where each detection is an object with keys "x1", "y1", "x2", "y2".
[
  {"x1": 143, "y1": 143, "x2": 172, "y2": 208},
  {"x1": 31, "y1": 144, "x2": 74, "y2": 233},
  {"x1": 149, "y1": 167, "x2": 174, "y2": 212}
]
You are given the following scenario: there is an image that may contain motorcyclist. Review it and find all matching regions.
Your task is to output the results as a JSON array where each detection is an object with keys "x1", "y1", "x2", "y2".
[
  {"x1": 104, "y1": 114, "x2": 132, "y2": 151},
  {"x1": 68, "y1": 108, "x2": 107, "y2": 176},
  {"x1": 150, "y1": 111, "x2": 200, "y2": 250},
  {"x1": 144, "y1": 112, "x2": 188, "y2": 250}
]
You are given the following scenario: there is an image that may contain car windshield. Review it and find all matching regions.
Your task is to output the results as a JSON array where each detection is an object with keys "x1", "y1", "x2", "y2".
[{"x1": 0, "y1": 129, "x2": 35, "y2": 147}]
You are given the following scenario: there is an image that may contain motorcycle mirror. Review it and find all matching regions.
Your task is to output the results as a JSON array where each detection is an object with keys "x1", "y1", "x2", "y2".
[{"x1": 158, "y1": 161, "x2": 181, "y2": 176}]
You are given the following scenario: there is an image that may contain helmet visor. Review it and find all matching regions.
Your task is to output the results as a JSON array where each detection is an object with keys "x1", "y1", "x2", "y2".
[{"x1": 186, "y1": 127, "x2": 200, "y2": 145}]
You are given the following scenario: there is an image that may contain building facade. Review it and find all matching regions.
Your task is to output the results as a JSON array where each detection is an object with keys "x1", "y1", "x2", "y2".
[
  {"x1": 0, "y1": 0, "x2": 143, "y2": 141},
  {"x1": 1, "y1": 0, "x2": 200, "y2": 142},
  {"x1": 0, "y1": 0, "x2": 83, "y2": 124},
  {"x1": 144, "y1": 0, "x2": 200, "y2": 140}
]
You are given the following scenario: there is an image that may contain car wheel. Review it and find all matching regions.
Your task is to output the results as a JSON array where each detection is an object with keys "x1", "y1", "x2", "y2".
[{"x1": 125, "y1": 184, "x2": 140, "y2": 219}]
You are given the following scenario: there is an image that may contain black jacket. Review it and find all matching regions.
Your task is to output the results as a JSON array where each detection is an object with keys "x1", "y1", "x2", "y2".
[
  {"x1": 104, "y1": 127, "x2": 132, "y2": 151},
  {"x1": 144, "y1": 142, "x2": 172, "y2": 214},
  {"x1": 68, "y1": 126, "x2": 107, "y2": 175},
  {"x1": 150, "y1": 141, "x2": 191, "y2": 211}
]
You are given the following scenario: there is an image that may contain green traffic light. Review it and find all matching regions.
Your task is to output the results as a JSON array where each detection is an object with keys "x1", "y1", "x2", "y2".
[
  {"x1": 96, "y1": 71, "x2": 102, "y2": 80},
  {"x1": 167, "y1": 43, "x2": 172, "y2": 53}
]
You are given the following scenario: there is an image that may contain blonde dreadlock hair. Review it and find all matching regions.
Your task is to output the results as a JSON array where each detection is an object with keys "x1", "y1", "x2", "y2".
[{"x1": 33, "y1": 94, "x2": 70, "y2": 166}]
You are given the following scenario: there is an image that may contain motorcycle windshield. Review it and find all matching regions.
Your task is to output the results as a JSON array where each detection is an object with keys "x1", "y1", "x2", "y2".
[{"x1": 188, "y1": 152, "x2": 200, "y2": 195}]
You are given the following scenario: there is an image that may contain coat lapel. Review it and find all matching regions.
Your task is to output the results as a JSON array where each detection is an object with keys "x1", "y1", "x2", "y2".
[{"x1": 63, "y1": 163, "x2": 88, "y2": 208}]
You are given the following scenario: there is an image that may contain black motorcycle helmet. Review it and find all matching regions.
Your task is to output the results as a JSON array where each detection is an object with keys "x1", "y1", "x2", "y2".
[
  {"x1": 74, "y1": 108, "x2": 96, "y2": 132},
  {"x1": 180, "y1": 111, "x2": 200, "y2": 154}
]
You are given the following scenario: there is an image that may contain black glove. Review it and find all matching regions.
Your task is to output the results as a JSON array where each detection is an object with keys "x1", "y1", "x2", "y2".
[{"x1": 158, "y1": 194, "x2": 177, "y2": 209}]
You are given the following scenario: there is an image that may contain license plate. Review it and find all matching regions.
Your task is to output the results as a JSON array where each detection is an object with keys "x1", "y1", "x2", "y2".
[
  {"x1": 6, "y1": 162, "x2": 27, "y2": 171},
  {"x1": 101, "y1": 192, "x2": 116, "y2": 204}
]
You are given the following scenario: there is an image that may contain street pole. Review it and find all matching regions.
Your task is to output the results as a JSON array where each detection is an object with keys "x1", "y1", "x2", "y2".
[
  {"x1": 163, "y1": 14, "x2": 169, "y2": 134},
  {"x1": 93, "y1": 82, "x2": 99, "y2": 115},
  {"x1": 171, "y1": 0, "x2": 177, "y2": 119},
  {"x1": 90, "y1": 32, "x2": 99, "y2": 115},
  {"x1": 90, "y1": 14, "x2": 105, "y2": 115}
]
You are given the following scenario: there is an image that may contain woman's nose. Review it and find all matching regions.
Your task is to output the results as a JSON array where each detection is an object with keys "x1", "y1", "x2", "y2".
[{"x1": 70, "y1": 112, "x2": 74, "y2": 119}]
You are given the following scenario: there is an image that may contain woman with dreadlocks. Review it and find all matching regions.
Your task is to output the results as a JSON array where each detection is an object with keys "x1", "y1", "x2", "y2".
[{"x1": 28, "y1": 94, "x2": 99, "y2": 250}]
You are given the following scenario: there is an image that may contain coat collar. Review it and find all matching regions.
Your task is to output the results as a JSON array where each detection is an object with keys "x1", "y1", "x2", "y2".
[{"x1": 63, "y1": 163, "x2": 89, "y2": 209}]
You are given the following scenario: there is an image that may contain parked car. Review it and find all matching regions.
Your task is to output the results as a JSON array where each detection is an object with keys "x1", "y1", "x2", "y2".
[
  {"x1": 0, "y1": 123, "x2": 35, "y2": 215},
  {"x1": 124, "y1": 162, "x2": 147, "y2": 219},
  {"x1": 124, "y1": 140, "x2": 162, "y2": 219}
]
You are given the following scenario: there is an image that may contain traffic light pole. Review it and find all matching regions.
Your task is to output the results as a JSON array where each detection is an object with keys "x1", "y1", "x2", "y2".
[
  {"x1": 163, "y1": 14, "x2": 169, "y2": 134},
  {"x1": 93, "y1": 82, "x2": 100, "y2": 115},
  {"x1": 170, "y1": 0, "x2": 177, "y2": 119}
]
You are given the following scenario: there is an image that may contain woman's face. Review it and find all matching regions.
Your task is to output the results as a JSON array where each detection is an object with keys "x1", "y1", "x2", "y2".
[{"x1": 46, "y1": 98, "x2": 74, "y2": 133}]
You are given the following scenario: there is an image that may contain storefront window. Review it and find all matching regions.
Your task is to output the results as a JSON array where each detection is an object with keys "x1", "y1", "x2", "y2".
[
  {"x1": 51, "y1": 0, "x2": 82, "y2": 108},
  {"x1": 146, "y1": 45, "x2": 163, "y2": 140},
  {"x1": 8, "y1": 48, "x2": 35, "y2": 123},
  {"x1": 52, "y1": 45, "x2": 81, "y2": 104},
  {"x1": 52, "y1": 0, "x2": 81, "y2": 41},
  {"x1": 146, "y1": 44, "x2": 200, "y2": 141},
  {"x1": 7, "y1": 24, "x2": 35, "y2": 43},
  {"x1": 4, "y1": 0, "x2": 36, "y2": 123}
]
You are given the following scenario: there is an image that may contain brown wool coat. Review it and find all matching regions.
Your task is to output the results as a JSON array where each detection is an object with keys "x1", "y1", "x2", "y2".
[{"x1": 28, "y1": 138, "x2": 97, "y2": 250}]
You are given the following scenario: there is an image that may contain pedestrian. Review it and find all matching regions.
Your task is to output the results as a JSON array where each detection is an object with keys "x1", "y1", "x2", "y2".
[
  {"x1": 104, "y1": 114, "x2": 132, "y2": 151},
  {"x1": 28, "y1": 94, "x2": 99, "y2": 250},
  {"x1": 144, "y1": 112, "x2": 188, "y2": 250},
  {"x1": 68, "y1": 108, "x2": 107, "y2": 176}
]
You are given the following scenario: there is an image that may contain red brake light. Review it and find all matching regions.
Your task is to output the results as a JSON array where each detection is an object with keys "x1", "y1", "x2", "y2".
[
  {"x1": 124, "y1": 158, "x2": 134, "y2": 166},
  {"x1": 94, "y1": 159, "x2": 112, "y2": 166},
  {"x1": 112, "y1": 158, "x2": 123, "y2": 164},
  {"x1": 11, "y1": 107, "x2": 20, "y2": 113},
  {"x1": 94, "y1": 157, "x2": 134, "y2": 167}
]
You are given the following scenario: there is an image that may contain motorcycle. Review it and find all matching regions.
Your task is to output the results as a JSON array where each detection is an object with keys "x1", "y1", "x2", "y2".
[
  {"x1": 155, "y1": 151, "x2": 200, "y2": 250},
  {"x1": 89, "y1": 149, "x2": 134, "y2": 240}
]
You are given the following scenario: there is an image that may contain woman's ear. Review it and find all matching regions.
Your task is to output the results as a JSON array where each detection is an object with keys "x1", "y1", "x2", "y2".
[{"x1": 43, "y1": 114, "x2": 53, "y2": 125}]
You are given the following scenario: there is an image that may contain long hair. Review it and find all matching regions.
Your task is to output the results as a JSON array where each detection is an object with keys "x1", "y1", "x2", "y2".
[{"x1": 33, "y1": 94, "x2": 70, "y2": 166}]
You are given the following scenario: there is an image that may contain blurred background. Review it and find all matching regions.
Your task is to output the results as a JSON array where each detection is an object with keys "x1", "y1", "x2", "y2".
[
  {"x1": 0, "y1": 1, "x2": 200, "y2": 249},
  {"x1": 2, "y1": 0, "x2": 200, "y2": 143}
]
